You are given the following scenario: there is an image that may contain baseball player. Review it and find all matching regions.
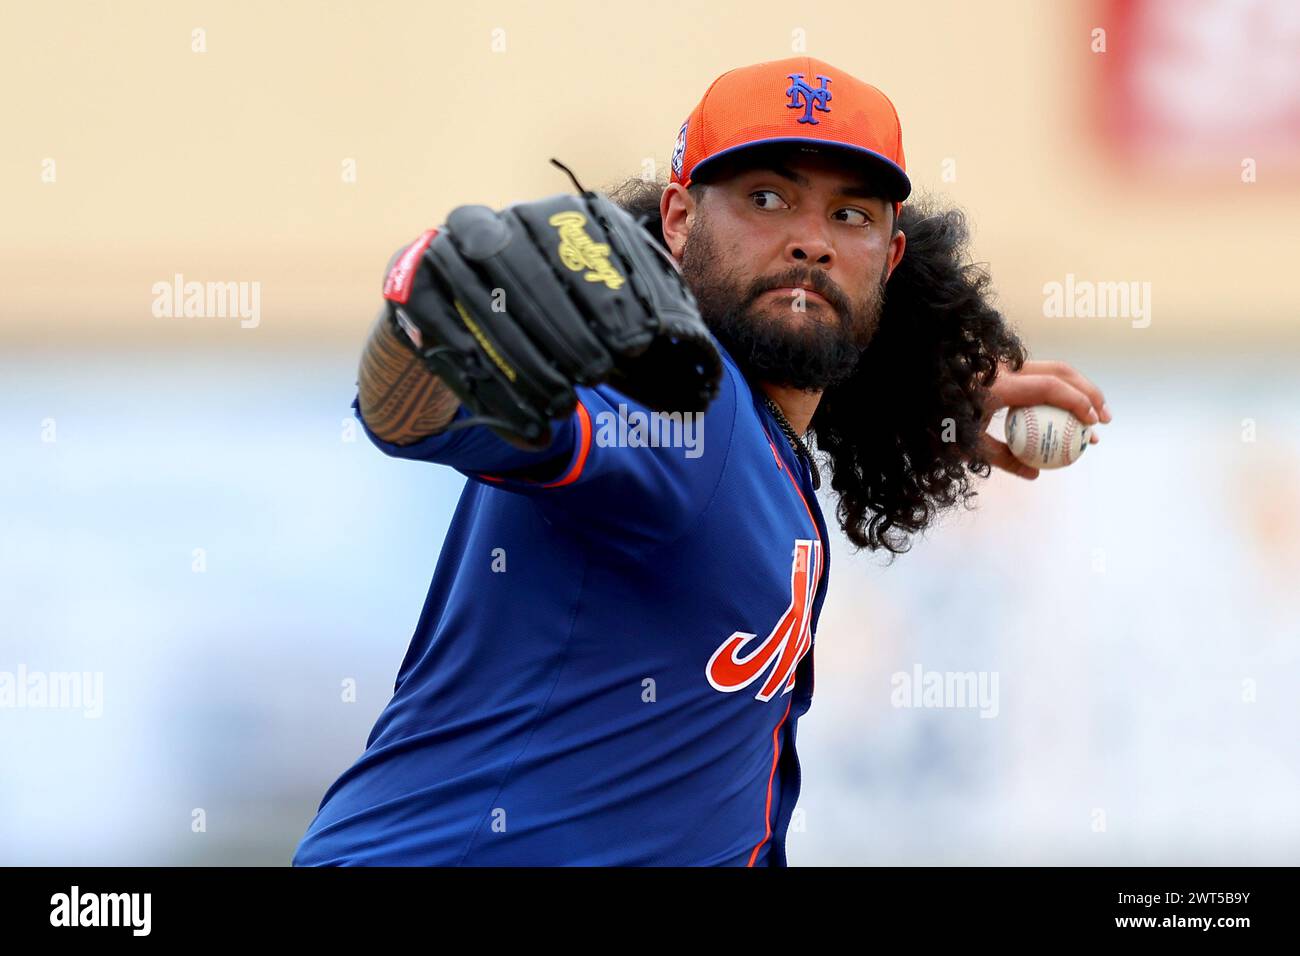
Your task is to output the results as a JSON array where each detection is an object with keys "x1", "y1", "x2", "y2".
[{"x1": 293, "y1": 56, "x2": 1110, "y2": 867}]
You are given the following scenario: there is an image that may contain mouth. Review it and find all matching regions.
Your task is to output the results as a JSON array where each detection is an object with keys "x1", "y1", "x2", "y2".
[{"x1": 764, "y1": 286, "x2": 830, "y2": 307}]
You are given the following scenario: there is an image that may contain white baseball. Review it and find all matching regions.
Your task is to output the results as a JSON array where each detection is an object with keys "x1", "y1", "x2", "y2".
[{"x1": 1004, "y1": 404, "x2": 1092, "y2": 469}]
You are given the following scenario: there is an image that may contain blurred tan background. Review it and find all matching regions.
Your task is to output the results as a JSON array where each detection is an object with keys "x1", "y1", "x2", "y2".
[{"x1": 2, "y1": 0, "x2": 1295, "y2": 349}]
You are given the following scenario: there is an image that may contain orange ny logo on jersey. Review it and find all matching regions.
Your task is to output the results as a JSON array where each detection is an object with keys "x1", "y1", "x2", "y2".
[{"x1": 706, "y1": 539, "x2": 822, "y2": 701}]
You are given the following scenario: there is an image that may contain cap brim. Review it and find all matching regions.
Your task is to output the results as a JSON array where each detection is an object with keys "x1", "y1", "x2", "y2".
[{"x1": 690, "y1": 137, "x2": 911, "y2": 202}]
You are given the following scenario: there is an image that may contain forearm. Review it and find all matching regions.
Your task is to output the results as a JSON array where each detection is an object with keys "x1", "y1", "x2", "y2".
[{"x1": 357, "y1": 308, "x2": 461, "y2": 445}]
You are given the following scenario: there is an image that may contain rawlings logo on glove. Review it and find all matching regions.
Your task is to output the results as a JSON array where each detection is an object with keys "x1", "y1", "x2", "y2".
[{"x1": 548, "y1": 211, "x2": 625, "y2": 290}]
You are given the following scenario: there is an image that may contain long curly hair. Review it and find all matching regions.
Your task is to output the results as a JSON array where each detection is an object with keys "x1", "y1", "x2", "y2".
[{"x1": 605, "y1": 177, "x2": 1028, "y2": 557}]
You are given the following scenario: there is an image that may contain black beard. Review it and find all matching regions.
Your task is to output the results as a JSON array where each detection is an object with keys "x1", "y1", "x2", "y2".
[{"x1": 679, "y1": 218, "x2": 887, "y2": 391}]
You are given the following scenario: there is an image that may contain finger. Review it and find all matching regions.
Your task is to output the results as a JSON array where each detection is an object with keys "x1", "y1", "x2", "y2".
[
  {"x1": 1017, "y1": 360, "x2": 1111, "y2": 421},
  {"x1": 994, "y1": 373, "x2": 1100, "y2": 426},
  {"x1": 980, "y1": 435, "x2": 1040, "y2": 480}
]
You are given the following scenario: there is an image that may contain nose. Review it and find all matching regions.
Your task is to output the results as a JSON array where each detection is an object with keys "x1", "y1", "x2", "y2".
[{"x1": 783, "y1": 214, "x2": 835, "y2": 268}]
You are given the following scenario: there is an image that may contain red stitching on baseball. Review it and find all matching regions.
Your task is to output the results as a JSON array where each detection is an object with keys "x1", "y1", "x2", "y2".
[{"x1": 1022, "y1": 408, "x2": 1039, "y2": 462}]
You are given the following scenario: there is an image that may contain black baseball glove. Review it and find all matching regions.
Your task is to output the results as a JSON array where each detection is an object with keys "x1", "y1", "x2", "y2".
[{"x1": 382, "y1": 160, "x2": 723, "y2": 451}]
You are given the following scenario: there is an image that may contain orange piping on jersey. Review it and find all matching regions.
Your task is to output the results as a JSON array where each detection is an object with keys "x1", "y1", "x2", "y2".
[
  {"x1": 541, "y1": 400, "x2": 592, "y2": 487},
  {"x1": 745, "y1": 418, "x2": 826, "y2": 866},
  {"x1": 474, "y1": 400, "x2": 593, "y2": 487},
  {"x1": 747, "y1": 693, "x2": 794, "y2": 867},
  {"x1": 772, "y1": 424, "x2": 825, "y2": 695}
]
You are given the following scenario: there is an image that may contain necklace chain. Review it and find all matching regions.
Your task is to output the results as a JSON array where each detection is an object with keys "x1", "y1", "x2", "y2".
[{"x1": 763, "y1": 396, "x2": 820, "y2": 490}]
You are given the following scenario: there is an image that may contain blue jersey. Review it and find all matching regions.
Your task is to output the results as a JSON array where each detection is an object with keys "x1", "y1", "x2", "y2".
[{"x1": 293, "y1": 338, "x2": 830, "y2": 866}]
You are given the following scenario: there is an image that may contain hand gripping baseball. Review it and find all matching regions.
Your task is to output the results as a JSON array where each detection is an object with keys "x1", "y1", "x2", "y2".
[{"x1": 382, "y1": 160, "x2": 723, "y2": 451}]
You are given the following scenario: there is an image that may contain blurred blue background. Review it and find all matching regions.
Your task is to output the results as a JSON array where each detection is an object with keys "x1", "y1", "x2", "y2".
[{"x1": 2, "y1": 345, "x2": 1297, "y2": 864}]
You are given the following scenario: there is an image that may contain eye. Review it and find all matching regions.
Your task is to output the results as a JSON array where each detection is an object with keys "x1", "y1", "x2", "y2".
[
  {"x1": 750, "y1": 189, "x2": 789, "y2": 210},
  {"x1": 832, "y1": 207, "x2": 872, "y2": 226}
]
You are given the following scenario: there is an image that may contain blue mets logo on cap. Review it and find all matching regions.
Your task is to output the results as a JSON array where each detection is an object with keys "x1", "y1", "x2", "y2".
[
  {"x1": 785, "y1": 73, "x2": 832, "y2": 125},
  {"x1": 671, "y1": 120, "x2": 689, "y2": 178}
]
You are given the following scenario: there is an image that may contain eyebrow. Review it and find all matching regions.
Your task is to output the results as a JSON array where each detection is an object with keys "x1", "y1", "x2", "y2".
[{"x1": 755, "y1": 164, "x2": 885, "y2": 202}]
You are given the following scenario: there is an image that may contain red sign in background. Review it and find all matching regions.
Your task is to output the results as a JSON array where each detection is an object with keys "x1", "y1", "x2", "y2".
[{"x1": 1093, "y1": 0, "x2": 1300, "y2": 175}]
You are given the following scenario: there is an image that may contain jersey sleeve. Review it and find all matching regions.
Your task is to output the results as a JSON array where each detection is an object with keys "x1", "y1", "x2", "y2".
[{"x1": 353, "y1": 355, "x2": 741, "y2": 555}]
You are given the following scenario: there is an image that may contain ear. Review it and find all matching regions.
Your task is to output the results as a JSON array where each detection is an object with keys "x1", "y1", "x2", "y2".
[
  {"x1": 884, "y1": 229, "x2": 906, "y2": 282},
  {"x1": 659, "y1": 182, "x2": 695, "y2": 260}
]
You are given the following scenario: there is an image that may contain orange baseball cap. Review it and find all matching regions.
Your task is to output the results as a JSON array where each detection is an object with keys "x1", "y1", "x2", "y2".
[{"x1": 670, "y1": 56, "x2": 910, "y2": 220}]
